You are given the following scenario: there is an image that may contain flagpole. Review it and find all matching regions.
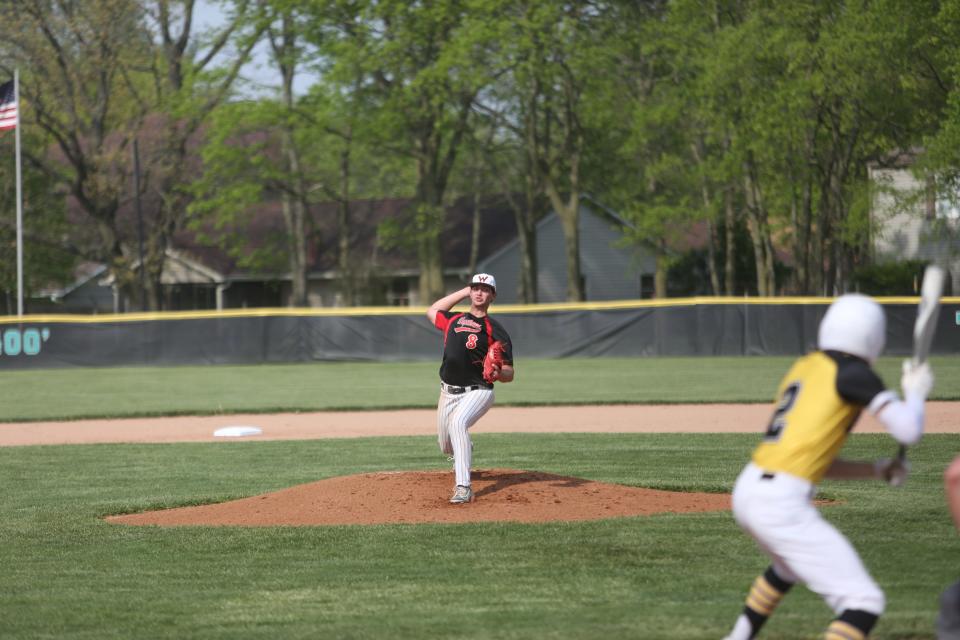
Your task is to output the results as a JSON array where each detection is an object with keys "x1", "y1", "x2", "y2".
[{"x1": 14, "y1": 68, "x2": 23, "y2": 317}]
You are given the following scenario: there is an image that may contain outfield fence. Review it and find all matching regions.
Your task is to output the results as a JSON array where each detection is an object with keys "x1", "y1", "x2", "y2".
[{"x1": 0, "y1": 297, "x2": 957, "y2": 369}]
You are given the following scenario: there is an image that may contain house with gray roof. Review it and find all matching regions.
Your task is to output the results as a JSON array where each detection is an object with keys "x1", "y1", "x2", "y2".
[
  {"x1": 30, "y1": 194, "x2": 665, "y2": 312},
  {"x1": 478, "y1": 197, "x2": 657, "y2": 303}
]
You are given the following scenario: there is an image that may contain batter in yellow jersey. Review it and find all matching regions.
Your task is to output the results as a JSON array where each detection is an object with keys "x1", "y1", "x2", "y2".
[
  {"x1": 722, "y1": 294, "x2": 933, "y2": 640},
  {"x1": 752, "y1": 350, "x2": 888, "y2": 484}
]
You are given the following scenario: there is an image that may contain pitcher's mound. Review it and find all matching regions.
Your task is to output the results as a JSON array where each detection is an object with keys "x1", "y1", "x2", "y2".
[{"x1": 106, "y1": 468, "x2": 731, "y2": 527}]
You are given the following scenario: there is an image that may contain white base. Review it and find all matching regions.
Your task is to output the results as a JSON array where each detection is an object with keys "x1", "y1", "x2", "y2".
[{"x1": 213, "y1": 426, "x2": 263, "y2": 438}]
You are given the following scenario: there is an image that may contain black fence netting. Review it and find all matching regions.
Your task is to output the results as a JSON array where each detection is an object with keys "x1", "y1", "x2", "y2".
[{"x1": 0, "y1": 299, "x2": 956, "y2": 369}]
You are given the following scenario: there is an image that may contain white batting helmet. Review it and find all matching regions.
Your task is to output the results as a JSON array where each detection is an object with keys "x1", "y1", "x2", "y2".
[{"x1": 817, "y1": 293, "x2": 886, "y2": 363}]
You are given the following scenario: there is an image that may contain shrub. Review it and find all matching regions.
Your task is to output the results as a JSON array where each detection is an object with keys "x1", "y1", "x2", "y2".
[{"x1": 850, "y1": 260, "x2": 930, "y2": 295}]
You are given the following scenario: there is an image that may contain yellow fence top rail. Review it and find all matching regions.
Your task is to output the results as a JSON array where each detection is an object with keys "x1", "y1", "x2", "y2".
[{"x1": 1, "y1": 295, "x2": 956, "y2": 324}]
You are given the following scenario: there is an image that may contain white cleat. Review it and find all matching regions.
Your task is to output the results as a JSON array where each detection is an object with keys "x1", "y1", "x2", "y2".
[{"x1": 450, "y1": 485, "x2": 474, "y2": 504}]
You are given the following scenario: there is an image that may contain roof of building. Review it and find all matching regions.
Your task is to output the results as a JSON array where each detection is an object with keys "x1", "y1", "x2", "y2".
[{"x1": 173, "y1": 194, "x2": 520, "y2": 279}]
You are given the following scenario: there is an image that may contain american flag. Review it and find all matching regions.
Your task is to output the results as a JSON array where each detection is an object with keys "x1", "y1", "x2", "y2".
[{"x1": 0, "y1": 80, "x2": 17, "y2": 131}]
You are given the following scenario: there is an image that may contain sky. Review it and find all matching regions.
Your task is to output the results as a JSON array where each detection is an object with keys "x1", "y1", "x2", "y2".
[{"x1": 193, "y1": 0, "x2": 315, "y2": 98}]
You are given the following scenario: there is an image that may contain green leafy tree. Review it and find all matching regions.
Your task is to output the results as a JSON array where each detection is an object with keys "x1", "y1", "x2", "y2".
[
  {"x1": 917, "y1": 0, "x2": 960, "y2": 253},
  {"x1": 0, "y1": 0, "x2": 264, "y2": 311},
  {"x1": 0, "y1": 0, "x2": 161, "y2": 307},
  {"x1": 0, "y1": 132, "x2": 76, "y2": 312},
  {"x1": 498, "y1": 0, "x2": 617, "y2": 302},
  {"x1": 598, "y1": 0, "x2": 713, "y2": 297},
  {"x1": 192, "y1": 0, "x2": 407, "y2": 307},
  {"x1": 132, "y1": 0, "x2": 265, "y2": 309},
  {"x1": 443, "y1": 125, "x2": 504, "y2": 281},
  {"x1": 700, "y1": 0, "x2": 943, "y2": 294},
  {"x1": 314, "y1": 0, "x2": 500, "y2": 303},
  {"x1": 260, "y1": 1, "x2": 314, "y2": 306},
  {"x1": 609, "y1": 0, "x2": 944, "y2": 298},
  {"x1": 191, "y1": 83, "x2": 396, "y2": 306},
  {"x1": 473, "y1": 2, "x2": 557, "y2": 303}
]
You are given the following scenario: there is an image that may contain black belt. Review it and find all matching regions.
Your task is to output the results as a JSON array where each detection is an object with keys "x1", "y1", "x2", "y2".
[
  {"x1": 760, "y1": 472, "x2": 776, "y2": 480},
  {"x1": 441, "y1": 382, "x2": 492, "y2": 394}
]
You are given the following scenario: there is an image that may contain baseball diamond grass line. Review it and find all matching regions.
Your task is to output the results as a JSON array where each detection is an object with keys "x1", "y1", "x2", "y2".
[
  {"x1": 0, "y1": 433, "x2": 955, "y2": 639},
  {"x1": 0, "y1": 355, "x2": 958, "y2": 422}
]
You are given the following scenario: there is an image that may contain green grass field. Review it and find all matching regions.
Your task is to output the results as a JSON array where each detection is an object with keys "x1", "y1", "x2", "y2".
[
  {"x1": 0, "y1": 356, "x2": 957, "y2": 639},
  {"x1": 0, "y1": 355, "x2": 957, "y2": 421}
]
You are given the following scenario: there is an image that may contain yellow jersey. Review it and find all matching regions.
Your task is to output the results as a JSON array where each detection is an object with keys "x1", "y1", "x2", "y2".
[{"x1": 752, "y1": 351, "x2": 887, "y2": 484}]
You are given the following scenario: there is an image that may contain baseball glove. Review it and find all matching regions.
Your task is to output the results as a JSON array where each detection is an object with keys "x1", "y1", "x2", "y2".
[{"x1": 482, "y1": 340, "x2": 504, "y2": 383}]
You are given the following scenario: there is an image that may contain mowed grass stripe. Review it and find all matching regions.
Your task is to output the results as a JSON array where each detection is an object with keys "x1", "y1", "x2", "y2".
[{"x1": 0, "y1": 355, "x2": 957, "y2": 421}]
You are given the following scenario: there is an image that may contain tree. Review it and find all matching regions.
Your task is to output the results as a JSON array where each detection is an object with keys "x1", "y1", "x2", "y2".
[
  {"x1": 444, "y1": 126, "x2": 500, "y2": 281},
  {"x1": 0, "y1": 131, "x2": 76, "y2": 311},
  {"x1": 606, "y1": 0, "x2": 945, "y2": 298},
  {"x1": 0, "y1": 0, "x2": 154, "y2": 306},
  {"x1": 315, "y1": 0, "x2": 500, "y2": 303},
  {"x1": 263, "y1": 2, "x2": 313, "y2": 305},
  {"x1": 191, "y1": 84, "x2": 396, "y2": 306},
  {"x1": 914, "y1": 0, "x2": 960, "y2": 238},
  {"x1": 192, "y1": 0, "x2": 405, "y2": 308},
  {"x1": 3, "y1": 0, "x2": 953, "y2": 310},
  {"x1": 499, "y1": 0, "x2": 615, "y2": 302},
  {"x1": 133, "y1": 0, "x2": 265, "y2": 309},
  {"x1": 0, "y1": 0, "x2": 263, "y2": 311},
  {"x1": 694, "y1": 0, "x2": 943, "y2": 295},
  {"x1": 598, "y1": 0, "x2": 712, "y2": 298},
  {"x1": 456, "y1": 108, "x2": 547, "y2": 303}
]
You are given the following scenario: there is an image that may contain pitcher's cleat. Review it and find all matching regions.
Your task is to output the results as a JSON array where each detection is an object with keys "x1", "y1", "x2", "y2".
[{"x1": 450, "y1": 485, "x2": 474, "y2": 504}]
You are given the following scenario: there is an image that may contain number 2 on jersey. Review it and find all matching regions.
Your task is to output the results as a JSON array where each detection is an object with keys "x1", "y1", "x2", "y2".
[{"x1": 764, "y1": 382, "x2": 801, "y2": 442}]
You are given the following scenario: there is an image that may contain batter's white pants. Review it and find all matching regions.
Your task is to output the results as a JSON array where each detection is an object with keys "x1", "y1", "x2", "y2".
[
  {"x1": 731, "y1": 462, "x2": 886, "y2": 616},
  {"x1": 437, "y1": 386, "x2": 494, "y2": 488}
]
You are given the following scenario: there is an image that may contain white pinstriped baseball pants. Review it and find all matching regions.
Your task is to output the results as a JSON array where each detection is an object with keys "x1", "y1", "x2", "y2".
[{"x1": 437, "y1": 386, "x2": 494, "y2": 487}]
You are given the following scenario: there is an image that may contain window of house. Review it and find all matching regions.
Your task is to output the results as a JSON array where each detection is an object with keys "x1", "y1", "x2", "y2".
[
  {"x1": 933, "y1": 176, "x2": 960, "y2": 221},
  {"x1": 936, "y1": 196, "x2": 960, "y2": 221},
  {"x1": 386, "y1": 278, "x2": 410, "y2": 306},
  {"x1": 640, "y1": 274, "x2": 655, "y2": 299}
]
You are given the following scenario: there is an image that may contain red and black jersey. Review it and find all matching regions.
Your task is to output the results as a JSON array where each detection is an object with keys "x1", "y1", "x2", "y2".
[{"x1": 434, "y1": 310, "x2": 514, "y2": 386}]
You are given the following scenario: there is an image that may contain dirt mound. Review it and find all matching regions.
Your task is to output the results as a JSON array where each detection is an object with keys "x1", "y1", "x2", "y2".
[{"x1": 106, "y1": 469, "x2": 731, "y2": 526}]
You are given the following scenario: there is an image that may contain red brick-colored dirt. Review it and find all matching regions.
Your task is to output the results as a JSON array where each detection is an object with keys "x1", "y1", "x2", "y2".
[{"x1": 106, "y1": 468, "x2": 732, "y2": 527}]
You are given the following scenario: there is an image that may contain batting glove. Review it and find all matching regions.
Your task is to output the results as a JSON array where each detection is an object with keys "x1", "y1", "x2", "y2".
[
  {"x1": 874, "y1": 457, "x2": 910, "y2": 487},
  {"x1": 901, "y1": 360, "x2": 934, "y2": 401}
]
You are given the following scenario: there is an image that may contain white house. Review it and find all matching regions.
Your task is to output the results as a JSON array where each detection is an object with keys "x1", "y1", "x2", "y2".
[{"x1": 869, "y1": 150, "x2": 960, "y2": 294}]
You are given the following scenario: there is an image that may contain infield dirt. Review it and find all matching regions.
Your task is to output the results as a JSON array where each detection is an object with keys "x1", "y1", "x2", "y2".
[{"x1": 1, "y1": 401, "x2": 957, "y2": 446}]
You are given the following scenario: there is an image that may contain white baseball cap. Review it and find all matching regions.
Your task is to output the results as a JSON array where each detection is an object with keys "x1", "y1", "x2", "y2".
[{"x1": 471, "y1": 273, "x2": 496, "y2": 292}]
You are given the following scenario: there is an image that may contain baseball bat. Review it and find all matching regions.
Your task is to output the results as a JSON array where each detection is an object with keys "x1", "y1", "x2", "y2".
[
  {"x1": 912, "y1": 264, "x2": 945, "y2": 366},
  {"x1": 898, "y1": 264, "x2": 945, "y2": 461}
]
